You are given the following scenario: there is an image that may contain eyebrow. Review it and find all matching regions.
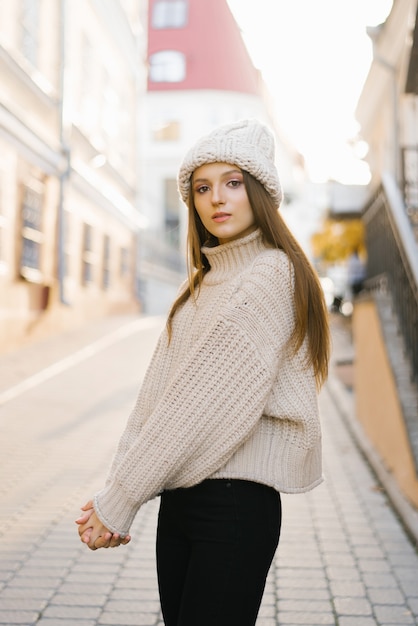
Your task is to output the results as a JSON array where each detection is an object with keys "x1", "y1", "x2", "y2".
[{"x1": 192, "y1": 169, "x2": 242, "y2": 184}]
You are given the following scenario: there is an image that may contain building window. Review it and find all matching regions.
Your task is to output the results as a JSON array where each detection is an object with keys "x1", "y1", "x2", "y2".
[
  {"x1": 152, "y1": 0, "x2": 188, "y2": 29},
  {"x1": 120, "y1": 246, "x2": 130, "y2": 277},
  {"x1": 20, "y1": 181, "x2": 44, "y2": 280},
  {"x1": 81, "y1": 223, "x2": 94, "y2": 285},
  {"x1": 164, "y1": 178, "x2": 180, "y2": 247},
  {"x1": 149, "y1": 50, "x2": 186, "y2": 83},
  {"x1": 102, "y1": 234, "x2": 110, "y2": 289},
  {"x1": 63, "y1": 210, "x2": 71, "y2": 278},
  {"x1": 20, "y1": 0, "x2": 40, "y2": 67}
]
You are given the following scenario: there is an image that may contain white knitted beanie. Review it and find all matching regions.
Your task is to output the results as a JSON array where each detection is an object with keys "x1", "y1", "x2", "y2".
[{"x1": 177, "y1": 119, "x2": 283, "y2": 207}]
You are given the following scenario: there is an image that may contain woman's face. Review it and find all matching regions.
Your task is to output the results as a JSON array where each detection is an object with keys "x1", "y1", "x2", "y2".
[{"x1": 192, "y1": 162, "x2": 257, "y2": 244}]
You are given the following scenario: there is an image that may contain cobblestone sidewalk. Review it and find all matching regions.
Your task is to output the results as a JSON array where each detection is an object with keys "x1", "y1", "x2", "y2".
[{"x1": 0, "y1": 314, "x2": 417, "y2": 625}]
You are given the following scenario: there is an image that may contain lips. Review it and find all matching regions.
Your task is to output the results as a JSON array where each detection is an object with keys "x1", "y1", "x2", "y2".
[{"x1": 212, "y1": 212, "x2": 231, "y2": 223}]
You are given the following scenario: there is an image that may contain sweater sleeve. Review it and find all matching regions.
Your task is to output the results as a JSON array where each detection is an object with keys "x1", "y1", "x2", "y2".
[{"x1": 94, "y1": 253, "x2": 296, "y2": 535}]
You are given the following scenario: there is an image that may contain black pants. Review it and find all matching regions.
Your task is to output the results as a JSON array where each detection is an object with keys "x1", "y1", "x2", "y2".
[{"x1": 156, "y1": 479, "x2": 282, "y2": 626}]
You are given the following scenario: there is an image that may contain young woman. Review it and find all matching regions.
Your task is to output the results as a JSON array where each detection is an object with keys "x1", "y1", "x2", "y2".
[{"x1": 76, "y1": 119, "x2": 330, "y2": 626}]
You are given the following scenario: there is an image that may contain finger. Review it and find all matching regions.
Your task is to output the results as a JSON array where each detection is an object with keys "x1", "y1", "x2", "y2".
[
  {"x1": 80, "y1": 500, "x2": 94, "y2": 512},
  {"x1": 81, "y1": 528, "x2": 92, "y2": 544},
  {"x1": 75, "y1": 510, "x2": 93, "y2": 525},
  {"x1": 105, "y1": 532, "x2": 131, "y2": 548},
  {"x1": 91, "y1": 532, "x2": 112, "y2": 550},
  {"x1": 111, "y1": 535, "x2": 131, "y2": 548},
  {"x1": 77, "y1": 521, "x2": 93, "y2": 538},
  {"x1": 120, "y1": 535, "x2": 131, "y2": 546},
  {"x1": 108, "y1": 533, "x2": 121, "y2": 548}
]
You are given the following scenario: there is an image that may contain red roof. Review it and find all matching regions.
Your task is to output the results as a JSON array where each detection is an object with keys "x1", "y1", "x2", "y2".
[{"x1": 147, "y1": 0, "x2": 261, "y2": 94}]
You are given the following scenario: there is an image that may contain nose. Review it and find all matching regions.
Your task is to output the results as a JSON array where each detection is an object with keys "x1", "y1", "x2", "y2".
[{"x1": 211, "y1": 183, "x2": 225, "y2": 205}]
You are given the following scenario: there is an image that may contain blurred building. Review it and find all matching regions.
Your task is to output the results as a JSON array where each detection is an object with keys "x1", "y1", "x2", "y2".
[
  {"x1": 352, "y1": 0, "x2": 418, "y2": 515},
  {"x1": 138, "y1": 0, "x2": 304, "y2": 313},
  {"x1": 0, "y1": 0, "x2": 147, "y2": 352}
]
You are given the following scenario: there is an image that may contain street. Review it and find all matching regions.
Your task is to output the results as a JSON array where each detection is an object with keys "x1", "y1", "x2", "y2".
[{"x1": 0, "y1": 314, "x2": 417, "y2": 626}]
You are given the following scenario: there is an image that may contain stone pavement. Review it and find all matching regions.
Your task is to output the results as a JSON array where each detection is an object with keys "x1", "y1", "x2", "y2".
[{"x1": 0, "y1": 313, "x2": 417, "y2": 626}]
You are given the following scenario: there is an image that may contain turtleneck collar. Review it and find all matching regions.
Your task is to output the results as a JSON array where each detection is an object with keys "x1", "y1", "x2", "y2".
[{"x1": 201, "y1": 229, "x2": 268, "y2": 285}]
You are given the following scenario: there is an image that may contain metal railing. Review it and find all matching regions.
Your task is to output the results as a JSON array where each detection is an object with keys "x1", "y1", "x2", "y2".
[
  {"x1": 401, "y1": 146, "x2": 418, "y2": 236},
  {"x1": 363, "y1": 174, "x2": 418, "y2": 385}
]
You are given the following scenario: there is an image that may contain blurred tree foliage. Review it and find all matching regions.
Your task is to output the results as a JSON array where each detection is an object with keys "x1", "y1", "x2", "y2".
[{"x1": 311, "y1": 218, "x2": 365, "y2": 263}]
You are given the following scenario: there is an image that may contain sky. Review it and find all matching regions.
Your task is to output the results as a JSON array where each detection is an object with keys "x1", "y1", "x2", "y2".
[{"x1": 227, "y1": 0, "x2": 394, "y2": 184}]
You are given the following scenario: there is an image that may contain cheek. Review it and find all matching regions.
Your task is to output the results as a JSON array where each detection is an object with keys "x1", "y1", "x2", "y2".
[
  {"x1": 194, "y1": 199, "x2": 209, "y2": 221},
  {"x1": 244, "y1": 204, "x2": 256, "y2": 223},
  {"x1": 193, "y1": 204, "x2": 207, "y2": 227}
]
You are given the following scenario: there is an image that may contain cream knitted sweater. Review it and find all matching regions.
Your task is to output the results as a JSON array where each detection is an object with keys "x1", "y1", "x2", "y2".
[{"x1": 94, "y1": 229, "x2": 322, "y2": 536}]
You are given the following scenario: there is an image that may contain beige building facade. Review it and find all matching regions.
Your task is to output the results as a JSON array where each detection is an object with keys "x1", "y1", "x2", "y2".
[{"x1": 0, "y1": 0, "x2": 148, "y2": 353}]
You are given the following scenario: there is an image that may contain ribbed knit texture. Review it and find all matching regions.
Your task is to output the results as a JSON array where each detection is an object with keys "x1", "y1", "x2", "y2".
[{"x1": 94, "y1": 230, "x2": 322, "y2": 536}]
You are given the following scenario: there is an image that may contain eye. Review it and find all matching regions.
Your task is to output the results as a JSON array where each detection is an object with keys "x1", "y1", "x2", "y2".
[
  {"x1": 194, "y1": 184, "x2": 209, "y2": 194},
  {"x1": 227, "y1": 179, "x2": 242, "y2": 188}
]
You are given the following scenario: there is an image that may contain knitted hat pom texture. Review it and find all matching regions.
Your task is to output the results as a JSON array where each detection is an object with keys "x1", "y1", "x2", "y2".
[{"x1": 177, "y1": 119, "x2": 283, "y2": 207}]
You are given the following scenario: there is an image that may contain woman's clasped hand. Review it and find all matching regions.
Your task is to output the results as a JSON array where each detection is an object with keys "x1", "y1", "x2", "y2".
[{"x1": 75, "y1": 500, "x2": 131, "y2": 550}]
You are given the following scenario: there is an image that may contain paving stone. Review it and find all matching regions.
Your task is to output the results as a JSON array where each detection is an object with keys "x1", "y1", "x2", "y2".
[
  {"x1": 276, "y1": 567, "x2": 325, "y2": 580},
  {"x1": 105, "y1": 599, "x2": 160, "y2": 612},
  {"x1": 374, "y1": 604, "x2": 416, "y2": 624},
  {"x1": 0, "y1": 598, "x2": 47, "y2": 611},
  {"x1": 362, "y1": 572, "x2": 399, "y2": 588},
  {"x1": 0, "y1": 587, "x2": 55, "y2": 600},
  {"x1": 115, "y1": 577, "x2": 158, "y2": 590},
  {"x1": 333, "y1": 597, "x2": 373, "y2": 616},
  {"x1": 322, "y1": 553, "x2": 357, "y2": 567},
  {"x1": 7, "y1": 577, "x2": 59, "y2": 590},
  {"x1": 395, "y1": 566, "x2": 418, "y2": 581},
  {"x1": 0, "y1": 573, "x2": 12, "y2": 584},
  {"x1": 277, "y1": 577, "x2": 328, "y2": 590},
  {"x1": 50, "y1": 593, "x2": 108, "y2": 607},
  {"x1": 398, "y1": 580, "x2": 418, "y2": 597},
  {"x1": 63, "y1": 573, "x2": 115, "y2": 584},
  {"x1": 338, "y1": 618, "x2": 378, "y2": 626},
  {"x1": 277, "y1": 600, "x2": 333, "y2": 613},
  {"x1": 98, "y1": 612, "x2": 156, "y2": 625},
  {"x1": 407, "y1": 596, "x2": 418, "y2": 614},
  {"x1": 367, "y1": 587, "x2": 405, "y2": 604},
  {"x1": 109, "y1": 588, "x2": 159, "y2": 601},
  {"x1": 36, "y1": 617, "x2": 96, "y2": 626},
  {"x1": 41, "y1": 605, "x2": 102, "y2": 619},
  {"x1": 320, "y1": 541, "x2": 351, "y2": 553},
  {"x1": 276, "y1": 612, "x2": 335, "y2": 624},
  {"x1": 58, "y1": 583, "x2": 113, "y2": 595},
  {"x1": 277, "y1": 588, "x2": 330, "y2": 601},
  {"x1": 358, "y1": 559, "x2": 392, "y2": 574},
  {"x1": 0, "y1": 610, "x2": 40, "y2": 624},
  {"x1": 384, "y1": 539, "x2": 416, "y2": 554},
  {"x1": 329, "y1": 581, "x2": 366, "y2": 597},
  {"x1": 386, "y1": 552, "x2": 418, "y2": 568},
  {"x1": 0, "y1": 561, "x2": 22, "y2": 573},
  {"x1": 326, "y1": 566, "x2": 362, "y2": 581},
  {"x1": 353, "y1": 546, "x2": 386, "y2": 559}
]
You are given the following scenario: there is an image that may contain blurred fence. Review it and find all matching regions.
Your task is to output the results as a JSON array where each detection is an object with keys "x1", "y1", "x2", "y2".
[
  {"x1": 402, "y1": 146, "x2": 418, "y2": 239},
  {"x1": 363, "y1": 174, "x2": 418, "y2": 387}
]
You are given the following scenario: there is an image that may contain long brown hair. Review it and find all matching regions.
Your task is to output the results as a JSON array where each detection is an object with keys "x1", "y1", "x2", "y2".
[{"x1": 167, "y1": 170, "x2": 330, "y2": 388}]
